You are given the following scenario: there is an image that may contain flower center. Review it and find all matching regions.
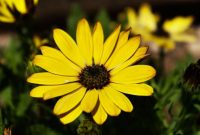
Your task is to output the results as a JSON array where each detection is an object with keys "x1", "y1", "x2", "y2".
[{"x1": 79, "y1": 65, "x2": 110, "y2": 90}]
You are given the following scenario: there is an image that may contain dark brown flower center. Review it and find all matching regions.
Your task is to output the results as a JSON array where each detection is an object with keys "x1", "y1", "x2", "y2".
[{"x1": 79, "y1": 65, "x2": 110, "y2": 90}]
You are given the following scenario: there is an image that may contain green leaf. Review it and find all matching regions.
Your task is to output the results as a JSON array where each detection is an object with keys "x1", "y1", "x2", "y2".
[
  {"x1": 96, "y1": 9, "x2": 112, "y2": 37},
  {"x1": 194, "y1": 104, "x2": 200, "y2": 111},
  {"x1": 0, "y1": 109, "x2": 3, "y2": 135},
  {"x1": 3, "y1": 36, "x2": 24, "y2": 75},
  {"x1": 16, "y1": 92, "x2": 32, "y2": 117},
  {"x1": 67, "y1": 4, "x2": 85, "y2": 39},
  {"x1": 0, "y1": 86, "x2": 14, "y2": 109},
  {"x1": 28, "y1": 124, "x2": 61, "y2": 135}
]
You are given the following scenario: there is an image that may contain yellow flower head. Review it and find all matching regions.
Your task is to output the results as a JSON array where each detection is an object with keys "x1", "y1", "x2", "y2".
[
  {"x1": 27, "y1": 19, "x2": 156, "y2": 125},
  {"x1": 126, "y1": 3, "x2": 159, "y2": 35},
  {"x1": 0, "y1": 0, "x2": 39, "y2": 23},
  {"x1": 163, "y1": 16, "x2": 196, "y2": 43},
  {"x1": 163, "y1": 16, "x2": 193, "y2": 35},
  {"x1": 33, "y1": 35, "x2": 49, "y2": 48}
]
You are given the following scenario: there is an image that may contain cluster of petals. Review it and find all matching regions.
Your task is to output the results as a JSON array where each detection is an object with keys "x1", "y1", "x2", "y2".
[{"x1": 0, "y1": 0, "x2": 38, "y2": 23}]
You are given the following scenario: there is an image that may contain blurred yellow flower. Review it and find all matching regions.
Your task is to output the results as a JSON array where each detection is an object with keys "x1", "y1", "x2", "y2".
[
  {"x1": 152, "y1": 16, "x2": 196, "y2": 51},
  {"x1": 126, "y1": 4, "x2": 196, "y2": 51},
  {"x1": 0, "y1": 0, "x2": 39, "y2": 23},
  {"x1": 33, "y1": 35, "x2": 49, "y2": 48},
  {"x1": 126, "y1": 3, "x2": 159, "y2": 37},
  {"x1": 163, "y1": 16, "x2": 196, "y2": 43},
  {"x1": 27, "y1": 19, "x2": 156, "y2": 125}
]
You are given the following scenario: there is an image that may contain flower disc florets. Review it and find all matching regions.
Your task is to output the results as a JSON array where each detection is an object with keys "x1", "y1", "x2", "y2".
[{"x1": 79, "y1": 65, "x2": 110, "y2": 90}]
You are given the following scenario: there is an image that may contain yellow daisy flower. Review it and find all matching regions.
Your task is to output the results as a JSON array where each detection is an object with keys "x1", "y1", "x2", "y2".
[
  {"x1": 152, "y1": 16, "x2": 196, "y2": 51},
  {"x1": 163, "y1": 16, "x2": 196, "y2": 43},
  {"x1": 27, "y1": 19, "x2": 156, "y2": 125},
  {"x1": 0, "y1": 0, "x2": 39, "y2": 23},
  {"x1": 126, "y1": 3, "x2": 159, "y2": 37}
]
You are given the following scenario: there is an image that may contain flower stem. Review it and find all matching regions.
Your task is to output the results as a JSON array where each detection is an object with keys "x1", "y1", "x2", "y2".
[{"x1": 77, "y1": 113, "x2": 102, "y2": 135}]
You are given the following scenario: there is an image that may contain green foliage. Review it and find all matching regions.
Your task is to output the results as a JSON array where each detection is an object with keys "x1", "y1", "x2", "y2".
[
  {"x1": 95, "y1": 9, "x2": 112, "y2": 37},
  {"x1": 67, "y1": 4, "x2": 85, "y2": 39},
  {"x1": 0, "y1": 109, "x2": 3, "y2": 135},
  {"x1": 3, "y1": 36, "x2": 24, "y2": 75},
  {"x1": 15, "y1": 92, "x2": 32, "y2": 117},
  {"x1": 28, "y1": 124, "x2": 62, "y2": 135},
  {"x1": 0, "y1": 86, "x2": 14, "y2": 110},
  {"x1": 150, "y1": 55, "x2": 200, "y2": 135}
]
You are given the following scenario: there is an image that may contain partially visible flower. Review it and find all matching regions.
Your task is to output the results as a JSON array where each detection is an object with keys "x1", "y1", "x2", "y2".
[
  {"x1": 27, "y1": 19, "x2": 156, "y2": 125},
  {"x1": 0, "y1": 0, "x2": 39, "y2": 23},
  {"x1": 163, "y1": 16, "x2": 195, "y2": 42},
  {"x1": 125, "y1": 4, "x2": 196, "y2": 51},
  {"x1": 183, "y1": 59, "x2": 200, "y2": 92},
  {"x1": 33, "y1": 35, "x2": 49, "y2": 48},
  {"x1": 152, "y1": 16, "x2": 196, "y2": 51},
  {"x1": 126, "y1": 3, "x2": 159, "y2": 38}
]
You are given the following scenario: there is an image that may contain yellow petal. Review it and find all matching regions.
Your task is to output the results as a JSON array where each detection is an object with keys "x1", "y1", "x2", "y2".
[
  {"x1": 163, "y1": 16, "x2": 193, "y2": 34},
  {"x1": 110, "y1": 47, "x2": 148, "y2": 75},
  {"x1": 43, "y1": 83, "x2": 82, "y2": 100},
  {"x1": 115, "y1": 29, "x2": 131, "y2": 51},
  {"x1": 53, "y1": 87, "x2": 86, "y2": 115},
  {"x1": 14, "y1": 0, "x2": 27, "y2": 14},
  {"x1": 30, "y1": 85, "x2": 53, "y2": 98},
  {"x1": 92, "y1": 103, "x2": 107, "y2": 125},
  {"x1": 81, "y1": 89, "x2": 98, "y2": 113},
  {"x1": 40, "y1": 46, "x2": 67, "y2": 61},
  {"x1": 3, "y1": 0, "x2": 13, "y2": 9},
  {"x1": 138, "y1": 3, "x2": 158, "y2": 32},
  {"x1": 100, "y1": 25, "x2": 121, "y2": 64},
  {"x1": 33, "y1": 55, "x2": 79, "y2": 76},
  {"x1": 27, "y1": 72, "x2": 77, "y2": 85},
  {"x1": 76, "y1": 18, "x2": 93, "y2": 65},
  {"x1": 34, "y1": 0, "x2": 39, "y2": 5},
  {"x1": 171, "y1": 33, "x2": 196, "y2": 43},
  {"x1": 99, "y1": 88, "x2": 121, "y2": 116},
  {"x1": 93, "y1": 22, "x2": 104, "y2": 64},
  {"x1": 111, "y1": 65, "x2": 156, "y2": 84},
  {"x1": 40, "y1": 46, "x2": 81, "y2": 71},
  {"x1": 53, "y1": 28, "x2": 85, "y2": 68},
  {"x1": 111, "y1": 83, "x2": 153, "y2": 96},
  {"x1": 0, "y1": 3, "x2": 13, "y2": 16},
  {"x1": 0, "y1": 15, "x2": 15, "y2": 23},
  {"x1": 59, "y1": 105, "x2": 82, "y2": 124},
  {"x1": 105, "y1": 86, "x2": 133, "y2": 112},
  {"x1": 126, "y1": 7, "x2": 137, "y2": 29},
  {"x1": 30, "y1": 83, "x2": 80, "y2": 98},
  {"x1": 105, "y1": 36, "x2": 141, "y2": 70}
]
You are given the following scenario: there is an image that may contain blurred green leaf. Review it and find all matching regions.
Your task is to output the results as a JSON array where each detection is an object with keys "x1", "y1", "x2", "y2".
[
  {"x1": 193, "y1": 104, "x2": 200, "y2": 111},
  {"x1": 0, "y1": 109, "x2": 3, "y2": 135},
  {"x1": 16, "y1": 92, "x2": 32, "y2": 117},
  {"x1": 67, "y1": 4, "x2": 85, "y2": 39},
  {"x1": 3, "y1": 36, "x2": 24, "y2": 75},
  {"x1": 96, "y1": 9, "x2": 112, "y2": 37},
  {"x1": 0, "y1": 86, "x2": 14, "y2": 109},
  {"x1": 29, "y1": 124, "x2": 61, "y2": 135}
]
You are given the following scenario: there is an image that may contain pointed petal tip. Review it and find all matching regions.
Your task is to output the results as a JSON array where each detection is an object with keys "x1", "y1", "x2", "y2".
[
  {"x1": 43, "y1": 95, "x2": 50, "y2": 100},
  {"x1": 53, "y1": 28, "x2": 63, "y2": 36},
  {"x1": 78, "y1": 18, "x2": 89, "y2": 25},
  {"x1": 53, "y1": 108, "x2": 59, "y2": 115},
  {"x1": 115, "y1": 24, "x2": 121, "y2": 31},
  {"x1": 29, "y1": 90, "x2": 34, "y2": 97},
  {"x1": 125, "y1": 27, "x2": 132, "y2": 32},
  {"x1": 53, "y1": 28, "x2": 58, "y2": 34},
  {"x1": 26, "y1": 77, "x2": 31, "y2": 83}
]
